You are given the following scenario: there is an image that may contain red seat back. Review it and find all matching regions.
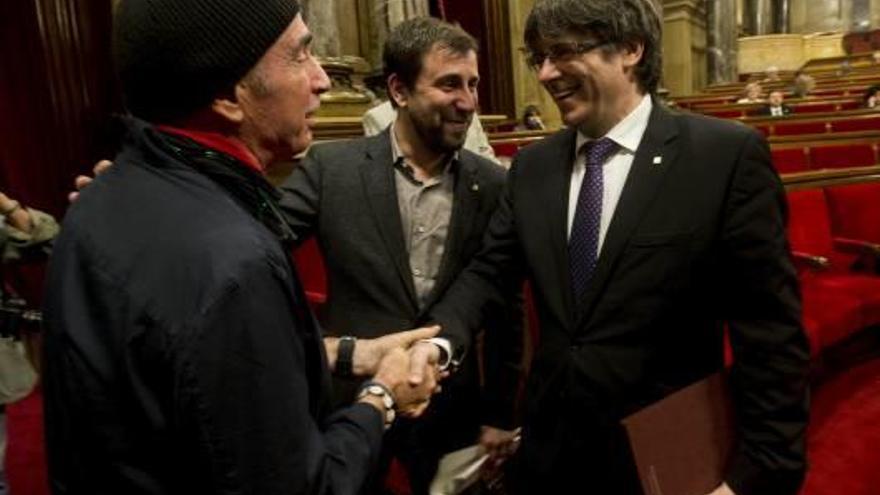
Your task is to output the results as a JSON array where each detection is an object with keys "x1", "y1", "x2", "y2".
[
  {"x1": 492, "y1": 141, "x2": 519, "y2": 158},
  {"x1": 830, "y1": 115, "x2": 880, "y2": 132},
  {"x1": 810, "y1": 144, "x2": 877, "y2": 169},
  {"x1": 825, "y1": 182, "x2": 880, "y2": 244},
  {"x1": 792, "y1": 103, "x2": 836, "y2": 114},
  {"x1": 772, "y1": 148, "x2": 810, "y2": 173},
  {"x1": 774, "y1": 121, "x2": 828, "y2": 136},
  {"x1": 786, "y1": 189, "x2": 836, "y2": 259}
]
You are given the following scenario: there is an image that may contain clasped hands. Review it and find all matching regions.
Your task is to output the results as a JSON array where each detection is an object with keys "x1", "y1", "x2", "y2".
[{"x1": 356, "y1": 326, "x2": 446, "y2": 418}]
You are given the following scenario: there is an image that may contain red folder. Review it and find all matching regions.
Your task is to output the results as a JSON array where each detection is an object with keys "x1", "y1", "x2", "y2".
[{"x1": 621, "y1": 372, "x2": 735, "y2": 495}]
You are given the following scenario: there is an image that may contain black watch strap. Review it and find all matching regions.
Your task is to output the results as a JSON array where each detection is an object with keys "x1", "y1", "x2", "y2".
[{"x1": 337, "y1": 336, "x2": 356, "y2": 378}]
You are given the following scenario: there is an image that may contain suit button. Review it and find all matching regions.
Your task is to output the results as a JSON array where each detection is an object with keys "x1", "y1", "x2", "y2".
[{"x1": 570, "y1": 344, "x2": 580, "y2": 351}]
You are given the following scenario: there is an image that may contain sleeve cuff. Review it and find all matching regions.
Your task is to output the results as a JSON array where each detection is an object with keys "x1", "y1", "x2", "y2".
[{"x1": 422, "y1": 337, "x2": 452, "y2": 370}]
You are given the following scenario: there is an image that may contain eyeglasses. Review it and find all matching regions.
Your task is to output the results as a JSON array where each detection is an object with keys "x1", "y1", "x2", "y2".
[{"x1": 522, "y1": 40, "x2": 608, "y2": 71}]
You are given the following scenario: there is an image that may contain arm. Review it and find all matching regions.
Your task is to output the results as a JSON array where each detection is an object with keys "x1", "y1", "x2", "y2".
[
  {"x1": 427, "y1": 158, "x2": 527, "y2": 366},
  {"x1": 477, "y1": 291, "x2": 525, "y2": 463},
  {"x1": 1, "y1": 193, "x2": 59, "y2": 259},
  {"x1": 182, "y1": 266, "x2": 381, "y2": 494},
  {"x1": 719, "y1": 131, "x2": 810, "y2": 495},
  {"x1": 182, "y1": 262, "x2": 436, "y2": 494}
]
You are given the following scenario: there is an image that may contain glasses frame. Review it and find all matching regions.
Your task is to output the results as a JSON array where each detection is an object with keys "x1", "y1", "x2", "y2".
[{"x1": 522, "y1": 40, "x2": 610, "y2": 72}]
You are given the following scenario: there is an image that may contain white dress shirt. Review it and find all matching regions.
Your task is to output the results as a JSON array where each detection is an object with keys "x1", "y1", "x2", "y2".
[{"x1": 567, "y1": 94, "x2": 653, "y2": 256}]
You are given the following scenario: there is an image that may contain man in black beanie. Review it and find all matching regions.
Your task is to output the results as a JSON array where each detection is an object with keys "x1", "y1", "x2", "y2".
[{"x1": 43, "y1": 1, "x2": 439, "y2": 494}]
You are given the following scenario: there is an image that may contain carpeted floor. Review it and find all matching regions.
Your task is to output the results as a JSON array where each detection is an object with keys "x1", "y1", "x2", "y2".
[{"x1": 5, "y1": 357, "x2": 880, "y2": 495}]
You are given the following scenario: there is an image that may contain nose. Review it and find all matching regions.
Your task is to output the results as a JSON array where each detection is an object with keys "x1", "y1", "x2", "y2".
[
  {"x1": 536, "y1": 57, "x2": 561, "y2": 84},
  {"x1": 458, "y1": 87, "x2": 477, "y2": 113},
  {"x1": 311, "y1": 56, "x2": 331, "y2": 95}
]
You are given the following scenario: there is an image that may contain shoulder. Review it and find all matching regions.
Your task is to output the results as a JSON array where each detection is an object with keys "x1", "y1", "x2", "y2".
[
  {"x1": 671, "y1": 110, "x2": 760, "y2": 148},
  {"x1": 459, "y1": 149, "x2": 506, "y2": 185}
]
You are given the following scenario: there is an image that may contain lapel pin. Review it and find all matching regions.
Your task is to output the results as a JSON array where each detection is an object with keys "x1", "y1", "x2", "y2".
[{"x1": 652, "y1": 156, "x2": 662, "y2": 165}]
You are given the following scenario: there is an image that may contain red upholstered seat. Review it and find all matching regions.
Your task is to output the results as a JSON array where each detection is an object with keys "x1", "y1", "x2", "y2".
[
  {"x1": 772, "y1": 148, "x2": 811, "y2": 173},
  {"x1": 810, "y1": 144, "x2": 877, "y2": 169},
  {"x1": 825, "y1": 182, "x2": 880, "y2": 244},
  {"x1": 787, "y1": 189, "x2": 880, "y2": 347},
  {"x1": 801, "y1": 277, "x2": 871, "y2": 348}
]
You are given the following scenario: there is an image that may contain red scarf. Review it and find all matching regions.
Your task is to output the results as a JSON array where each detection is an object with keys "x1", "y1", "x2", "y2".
[{"x1": 157, "y1": 126, "x2": 263, "y2": 174}]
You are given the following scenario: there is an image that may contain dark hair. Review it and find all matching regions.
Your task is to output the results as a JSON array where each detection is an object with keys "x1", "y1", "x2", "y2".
[
  {"x1": 865, "y1": 85, "x2": 880, "y2": 104},
  {"x1": 524, "y1": 0, "x2": 662, "y2": 94},
  {"x1": 383, "y1": 17, "x2": 478, "y2": 103}
]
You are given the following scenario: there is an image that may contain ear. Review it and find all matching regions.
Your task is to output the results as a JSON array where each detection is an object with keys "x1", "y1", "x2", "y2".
[
  {"x1": 211, "y1": 84, "x2": 247, "y2": 124},
  {"x1": 387, "y1": 74, "x2": 410, "y2": 109},
  {"x1": 619, "y1": 40, "x2": 645, "y2": 71}
]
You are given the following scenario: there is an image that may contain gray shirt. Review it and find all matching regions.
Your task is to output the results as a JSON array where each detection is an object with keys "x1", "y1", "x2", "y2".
[{"x1": 390, "y1": 127, "x2": 457, "y2": 308}]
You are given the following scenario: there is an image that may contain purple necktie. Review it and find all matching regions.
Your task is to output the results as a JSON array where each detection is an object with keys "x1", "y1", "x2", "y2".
[{"x1": 569, "y1": 137, "x2": 618, "y2": 305}]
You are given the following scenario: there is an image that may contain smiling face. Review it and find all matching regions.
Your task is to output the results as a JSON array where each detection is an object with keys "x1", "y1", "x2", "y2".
[
  {"x1": 392, "y1": 44, "x2": 479, "y2": 154},
  {"x1": 234, "y1": 14, "x2": 330, "y2": 165},
  {"x1": 533, "y1": 35, "x2": 644, "y2": 138}
]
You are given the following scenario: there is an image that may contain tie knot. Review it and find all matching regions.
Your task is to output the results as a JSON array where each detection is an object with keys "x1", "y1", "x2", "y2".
[{"x1": 581, "y1": 137, "x2": 618, "y2": 168}]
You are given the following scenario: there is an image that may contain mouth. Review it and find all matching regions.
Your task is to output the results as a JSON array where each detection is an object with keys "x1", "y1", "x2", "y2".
[{"x1": 547, "y1": 81, "x2": 581, "y2": 101}]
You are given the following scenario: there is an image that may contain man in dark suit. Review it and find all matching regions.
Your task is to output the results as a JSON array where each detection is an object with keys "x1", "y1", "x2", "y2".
[
  {"x1": 757, "y1": 90, "x2": 793, "y2": 117},
  {"x1": 413, "y1": 1, "x2": 810, "y2": 494},
  {"x1": 278, "y1": 17, "x2": 522, "y2": 494}
]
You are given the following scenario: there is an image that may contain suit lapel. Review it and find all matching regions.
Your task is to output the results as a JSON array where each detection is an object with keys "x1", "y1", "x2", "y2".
[
  {"x1": 544, "y1": 129, "x2": 579, "y2": 329},
  {"x1": 575, "y1": 104, "x2": 681, "y2": 328},
  {"x1": 360, "y1": 131, "x2": 420, "y2": 311},
  {"x1": 422, "y1": 156, "x2": 482, "y2": 311}
]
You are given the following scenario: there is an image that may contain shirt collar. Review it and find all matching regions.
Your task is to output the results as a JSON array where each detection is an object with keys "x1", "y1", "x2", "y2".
[
  {"x1": 576, "y1": 94, "x2": 653, "y2": 156},
  {"x1": 157, "y1": 125, "x2": 264, "y2": 174},
  {"x1": 390, "y1": 120, "x2": 459, "y2": 176}
]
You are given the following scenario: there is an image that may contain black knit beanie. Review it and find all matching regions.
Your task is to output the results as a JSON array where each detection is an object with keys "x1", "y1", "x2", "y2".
[{"x1": 114, "y1": 0, "x2": 301, "y2": 123}]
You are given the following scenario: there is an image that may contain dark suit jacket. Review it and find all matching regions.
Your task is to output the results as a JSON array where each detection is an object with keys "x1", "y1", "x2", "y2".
[
  {"x1": 430, "y1": 103, "x2": 810, "y2": 495},
  {"x1": 756, "y1": 104, "x2": 793, "y2": 116},
  {"x1": 278, "y1": 130, "x2": 522, "y2": 445}
]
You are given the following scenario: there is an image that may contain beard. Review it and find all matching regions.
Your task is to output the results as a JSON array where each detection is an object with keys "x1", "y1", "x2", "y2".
[{"x1": 409, "y1": 105, "x2": 472, "y2": 154}]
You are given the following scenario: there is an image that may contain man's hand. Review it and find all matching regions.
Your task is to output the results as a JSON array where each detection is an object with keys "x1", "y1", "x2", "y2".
[
  {"x1": 705, "y1": 482, "x2": 736, "y2": 495},
  {"x1": 407, "y1": 340, "x2": 442, "y2": 387},
  {"x1": 69, "y1": 159, "x2": 112, "y2": 202},
  {"x1": 479, "y1": 426, "x2": 520, "y2": 466},
  {"x1": 353, "y1": 325, "x2": 439, "y2": 376},
  {"x1": 372, "y1": 348, "x2": 438, "y2": 418}
]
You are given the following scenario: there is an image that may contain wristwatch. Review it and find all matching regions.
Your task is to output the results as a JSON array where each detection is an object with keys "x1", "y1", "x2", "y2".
[
  {"x1": 357, "y1": 380, "x2": 396, "y2": 429},
  {"x1": 336, "y1": 335, "x2": 356, "y2": 378}
]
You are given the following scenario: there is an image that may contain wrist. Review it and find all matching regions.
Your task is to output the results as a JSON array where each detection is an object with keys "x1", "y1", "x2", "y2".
[
  {"x1": 336, "y1": 335, "x2": 356, "y2": 378},
  {"x1": 357, "y1": 380, "x2": 396, "y2": 429}
]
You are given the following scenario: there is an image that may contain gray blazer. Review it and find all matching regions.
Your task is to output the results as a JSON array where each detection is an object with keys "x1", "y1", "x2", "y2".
[{"x1": 278, "y1": 129, "x2": 522, "y2": 432}]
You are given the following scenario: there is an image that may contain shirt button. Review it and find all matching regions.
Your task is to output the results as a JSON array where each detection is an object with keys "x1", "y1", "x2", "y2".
[
  {"x1": 417, "y1": 226, "x2": 426, "y2": 234},
  {"x1": 413, "y1": 268, "x2": 422, "y2": 277}
]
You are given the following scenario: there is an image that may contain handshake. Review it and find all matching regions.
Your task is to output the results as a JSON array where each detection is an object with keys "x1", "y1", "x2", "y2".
[{"x1": 330, "y1": 326, "x2": 446, "y2": 423}]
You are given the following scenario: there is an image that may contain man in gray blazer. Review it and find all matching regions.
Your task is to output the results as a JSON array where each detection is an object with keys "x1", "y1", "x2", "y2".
[{"x1": 278, "y1": 17, "x2": 523, "y2": 494}]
